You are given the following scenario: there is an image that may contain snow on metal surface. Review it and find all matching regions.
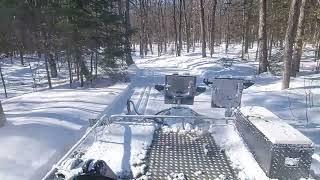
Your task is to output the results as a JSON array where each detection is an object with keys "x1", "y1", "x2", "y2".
[
  {"x1": 80, "y1": 122, "x2": 156, "y2": 177},
  {"x1": 210, "y1": 124, "x2": 270, "y2": 180},
  {"x1": 145, "y1": 130, "x2": 236, "y2": 180},
  {"x1": 240, "y1": 106, "x2": 313, "y2": 145}
]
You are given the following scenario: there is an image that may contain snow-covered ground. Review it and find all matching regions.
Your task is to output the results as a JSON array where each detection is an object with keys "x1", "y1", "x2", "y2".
[
  {"x1": 0, "y1": 54, "x2": 117, "y2": 100},
  {"x1": 0, "y1": 56, "x2": 73, "y2": 100},
  {"x1": 0, "y1": 43, "x2": 320, "y2": 179},
  {"x1": 0, "y1": 83, "x2": 130, "y2": 179}
]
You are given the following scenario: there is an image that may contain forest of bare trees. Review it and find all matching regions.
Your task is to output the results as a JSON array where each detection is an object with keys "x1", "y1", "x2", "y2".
[
  {"x1": 0, "y1": 0, "x2": 320, "y2": 93},
  {"x1": 129, "y1": 0, "x2": 320, "y2": 88}
]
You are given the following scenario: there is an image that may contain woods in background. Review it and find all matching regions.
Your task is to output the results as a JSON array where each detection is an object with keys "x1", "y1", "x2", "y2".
[
  {"x1": 0, "y1": 0, "x2": 320, "y2": 91},
  {"x1": 129, "y1": 0, "x2": 320, "y2": 88},
  {"x1": 0, "y1": 0, "x2": 134, "y2": 89}
]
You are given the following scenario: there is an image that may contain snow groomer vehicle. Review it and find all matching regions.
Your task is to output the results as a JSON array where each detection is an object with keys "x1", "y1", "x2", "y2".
[{"x1": 43, "y1": 74, "x2": 314, "y2": 180}]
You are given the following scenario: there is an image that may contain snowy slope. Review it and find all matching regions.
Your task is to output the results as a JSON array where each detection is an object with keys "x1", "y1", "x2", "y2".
[{"x1": 0, "y1": 83, "x2": 129, "y2": 180}]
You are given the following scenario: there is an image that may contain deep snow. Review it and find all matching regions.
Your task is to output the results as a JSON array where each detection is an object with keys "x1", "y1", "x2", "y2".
[
  {"x1": 0, "y1": 43, "x2": 319, "y2": 179},
  {"x1": 0, "y1": 83, "x2": 129, "y2": 179}
]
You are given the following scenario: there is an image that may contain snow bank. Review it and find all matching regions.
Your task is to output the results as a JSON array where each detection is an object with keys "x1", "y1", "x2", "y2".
[{"x1": 0, "y1": 83, "x2": 128, "y2": 180}]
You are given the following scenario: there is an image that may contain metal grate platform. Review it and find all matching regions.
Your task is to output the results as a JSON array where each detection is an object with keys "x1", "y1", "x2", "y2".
[{"x1": 145, "y1": 130, "x2": 236, "y2": 179}]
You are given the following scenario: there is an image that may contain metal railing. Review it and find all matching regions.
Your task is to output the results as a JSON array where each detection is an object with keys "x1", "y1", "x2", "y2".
[
  {"x1": 42, "y1": 114, "x2": 110, "y2": 180},
  {"x1": 42, "y1": 113, "x2": 233, "y2": 180}
]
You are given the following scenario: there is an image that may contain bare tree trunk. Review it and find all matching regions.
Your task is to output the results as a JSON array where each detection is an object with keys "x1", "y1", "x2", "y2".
[
  {"x1": 268, "y1": 33, "x2": 274, "y2": 60},
  {"x1": 149, "y1": 36, "x2": 154, "y2": 55},
  {"x1": 90, "y1": 52, "x2": 93, "y2": 75},
  {"x1": 177, "y1": 0, "x2": 182, "y2": 56},
  {"x1": 183, "y1": 0, "x2": 191, "y2": 53},
  {"x1": 76, "y1": 49, "x2": 89, "y2": 87},
  {"x1": 143, "y1": 2, "x2": 148, "y2": 56},
  {"x1": 191, "y1": 0, "x2": 196, "y2": 52},
  {"x1": 210, "y1": 0, "x2": 217, "y2": 57},
  {"x1": 0, "y1": 101, "x2": 6, "y2": 127},
  {"x1": 10, "y1": 52, "x2": 13, "y2": 64},
  {"x1": 318, "y1": 43, "x2": 320, "y2": 59},
  {"x1": 244, "y1": 0, "x2": 253, "y2": 54},
  {"x1": 282, "y1": 0, "x2": 301, "y2": 89},
  {"x1": 268, "y1": 0, "x2": 274, "y2": 61},
  {"x1": 95, "y1": 52, "x2": 98, "y2": 78},
  {"x1": 0, "y1": 63, "x2": 8, "y2": 98},
  {"x1": 292, "y1": 0, "x2": 306, "y2": 76},
  {"x1": 192, "y1": 28, "x2": 196, "y2": 52},
  {"x1": 157, "y1": 0, "x2": 162, "y2": 57},
  {"x1": 124, "y1": 0, "x2": 134, "y2": 65},
  {"x1": 48, "y1": 53, "x2": 58, "y2": 78},
  {"x1": 258, "y1": 0, "x2": 268, "y2": 74},
  {"x1": 19, "y1": 50, "x2": 24, "y2": 66},
  {"x1": 80, "y1": 70, "x2": 84, "y2": 87},
  {"x1": 241, "y1": 3, "x2": 246, "y2": 59},
  {"x1": 56, "y1": 52, "x2": 61, "y2": 72},
  {"x1": 44, "y1": 52, "x2": 52, "y2": 89},
  {"x1": 67, "y1": 53, "x2": 73, "y2": 87},
  {"x1": 225, "y1": 10, "x2": 230, "y2": 54},
  {"x1": 280, "y1": 39, "x2": 284, "y2": 49},
  {"x1": 163, "y1": 0, "x2": 168, "y2": 53},
  {"x1": 75, "y1": 59, "x2": 80, "y2": 81},
  {"x1": 173, "y1": 0, "x2": 178, "y2": 56},
  {"x1": 139, "y1": 0, "x2": 145, "y2": 58},
  {"x1": 255, "y1": 40, "x2": 260, "y2": 61},
  {"x1": 200, "y1": 0, "x2": 206, "y2": 57}
]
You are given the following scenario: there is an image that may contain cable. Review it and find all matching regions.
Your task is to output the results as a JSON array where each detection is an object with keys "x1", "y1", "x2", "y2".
[
  {"x1": 126, "y1": 99, "x2": 167, "y2": 125},
  {"x1": 126, "y1": 100, "x2": 200, "y2": 126},
  {"x1": 126, "y1": 100, "x2": 142, "y2": 115}
]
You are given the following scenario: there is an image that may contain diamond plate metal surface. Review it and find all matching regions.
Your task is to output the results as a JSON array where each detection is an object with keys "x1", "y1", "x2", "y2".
[
  {"x1": 235, "y1": 111, "x2": 314, "y2": 179},
  {"x1": 145, "y1": 130, "x2": 236, "y2": 180}
]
